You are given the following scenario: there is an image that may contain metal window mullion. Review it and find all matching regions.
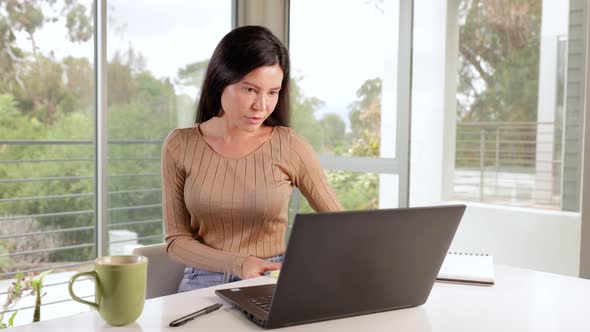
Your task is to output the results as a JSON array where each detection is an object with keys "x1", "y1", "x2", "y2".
[
  {"x1": 395, "y1": 0, "x2": 413, "y2": 208},
  {"x1": 231, "y1": 0, "x2": 237, "y2": 29},
  {"x1": 95, "y1": 0, "x2": 108, "y2": 258},
  {"x1": 579, "y1": 0, "x2": 590, "y2": 278}
]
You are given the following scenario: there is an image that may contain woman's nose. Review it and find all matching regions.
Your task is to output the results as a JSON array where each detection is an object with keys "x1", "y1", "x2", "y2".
[{"x1": 253, "y1": 95, "x2": 267, "y2": 112}]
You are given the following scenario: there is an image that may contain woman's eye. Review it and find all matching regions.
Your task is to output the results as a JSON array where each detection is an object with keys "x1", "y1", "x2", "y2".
[
  {"x1": 269, "y1": 91, "x2": 279, "y2": 96},
  {"x1": 246, "y1": 87, "x2": 256, "y2": 93}
]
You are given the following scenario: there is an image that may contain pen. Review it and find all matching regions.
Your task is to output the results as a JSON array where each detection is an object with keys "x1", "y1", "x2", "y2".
[{"x1": 169, "y1": 303, "x2": 223, "y2": 327}]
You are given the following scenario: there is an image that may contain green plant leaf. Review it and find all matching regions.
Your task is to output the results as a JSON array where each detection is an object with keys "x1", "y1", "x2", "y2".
[
  {"x1": 8, "y1": 311, "x2": 17, "y2": 327},
  {"x1": 36, "y1": 270, "x2": 53, "y2": 283}
]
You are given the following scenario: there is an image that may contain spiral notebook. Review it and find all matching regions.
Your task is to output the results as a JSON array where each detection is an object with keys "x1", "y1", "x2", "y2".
[
  {"x1": 266, "y1": 251, "x2": 495, "y2": 286},
  {"x1": 436, "y1": 251, "x2": 495, "y2": 286}
]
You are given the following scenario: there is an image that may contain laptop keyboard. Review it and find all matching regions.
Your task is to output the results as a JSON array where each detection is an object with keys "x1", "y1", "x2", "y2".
[{"x1": 248, "y1": 295, "x2": 273, "y2": 312}]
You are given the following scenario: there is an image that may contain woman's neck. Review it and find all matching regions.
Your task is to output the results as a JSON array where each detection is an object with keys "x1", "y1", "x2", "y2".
[{"x1": 201, "y1": 116, "x2": 266, "y2": 144}]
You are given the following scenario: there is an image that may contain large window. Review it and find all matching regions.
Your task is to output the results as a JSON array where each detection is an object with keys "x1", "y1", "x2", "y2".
[
  {"x1": 452, "y1": 0, "x2": 574, "y2": 211},
  {"x1": 105, "y1": 0, "x2": 231, "y2": 256},
  {"x1": 0, "y1": 0, "x2": 95, "y2": 325},
  {"x1": 290, "y1": 0, "x2": 404, "y2": 212},
  {"x1": 0, "y1": 1, "x2": 231, "y2": 326}
]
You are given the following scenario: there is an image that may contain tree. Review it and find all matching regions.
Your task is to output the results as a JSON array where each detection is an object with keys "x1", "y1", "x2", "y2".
[
  {"x1": 455, "y1": 0, "x2": 542, "y2": 168},
  {"x1": 176, "y1": 59, "x2": 208, "y2": 93},
  {"x1": 107, "y1": 52, "x2": 135, "y2": 106},
  {"x1": 0, "y1": 94, "x2": 18, "y2": 128},
  {"x1": 457, "y1": 0, "x2": 541, "y2": 122},
  {"x1": 348, "y1": 78, "x2": 382, "y2": 157},
  {"x1": 290, "y1": 76, "x2": 325, "y2": 152},
  {"x1": 293, "y1": 76, "x2": 383, "y2": 213},
  {"x1": 0, "y1": 0, "x2": 92, "y2": 94},
  {"x1": 319, "y1": 113, "x2": 346, "y2": 154}
]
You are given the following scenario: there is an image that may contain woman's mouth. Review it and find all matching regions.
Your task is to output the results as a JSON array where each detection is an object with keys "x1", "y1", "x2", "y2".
[{"x1": 244, "y1": 116, "x2": 264, "y2": 124}]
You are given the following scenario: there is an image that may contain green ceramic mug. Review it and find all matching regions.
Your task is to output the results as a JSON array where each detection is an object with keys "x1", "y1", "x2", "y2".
[{"x1": 68, "y1": 255, "x2": 148, "y2": 326}]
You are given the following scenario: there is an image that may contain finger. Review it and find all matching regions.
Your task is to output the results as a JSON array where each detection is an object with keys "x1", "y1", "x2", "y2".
[{"x1": 264, "y1": 262, "x2": 282, "y2": 271}]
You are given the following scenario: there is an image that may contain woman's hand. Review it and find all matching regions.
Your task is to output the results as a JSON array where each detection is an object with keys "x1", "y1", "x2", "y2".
[{"x1": 240, "y1": 256, "x2": 281, "y2": 279}]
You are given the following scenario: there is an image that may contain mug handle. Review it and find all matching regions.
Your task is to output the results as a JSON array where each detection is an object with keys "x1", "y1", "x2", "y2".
[{"x1": 68, "y1": 271, "x2": 99, "y2": 309}]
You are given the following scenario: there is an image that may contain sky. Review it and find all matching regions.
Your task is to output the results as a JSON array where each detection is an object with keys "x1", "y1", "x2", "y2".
[{"x1": 19, "y1": 0, "x2": 388, "y2": 129}]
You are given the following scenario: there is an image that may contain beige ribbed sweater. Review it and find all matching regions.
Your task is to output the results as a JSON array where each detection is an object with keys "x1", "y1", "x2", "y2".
[{"x1": 161, "y1": 125, "x2": 342, "y2": 276}]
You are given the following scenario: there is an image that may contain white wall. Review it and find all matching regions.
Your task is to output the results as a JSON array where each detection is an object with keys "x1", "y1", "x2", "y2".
[{"x1": 449, "y1": 203, "x2": 581, "y2": 277}]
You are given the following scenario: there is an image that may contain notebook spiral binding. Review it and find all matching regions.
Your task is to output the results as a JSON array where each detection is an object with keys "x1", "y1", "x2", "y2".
[{"x1": 448, "y1": 251, "x2": 489, "y2": 257}]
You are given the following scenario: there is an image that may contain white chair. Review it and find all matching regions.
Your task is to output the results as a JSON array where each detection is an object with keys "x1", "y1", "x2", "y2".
[{"x1": 132, "y1": 243, "x2": 186, "y2": 299}]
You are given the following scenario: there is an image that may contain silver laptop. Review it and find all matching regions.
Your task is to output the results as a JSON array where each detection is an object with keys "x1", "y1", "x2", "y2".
[{"x1": 215, "y1": 204, "x2": 466, "y2": 329}]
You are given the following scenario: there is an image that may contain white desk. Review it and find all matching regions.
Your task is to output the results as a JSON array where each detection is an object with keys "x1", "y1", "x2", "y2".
[{"x1": 11, "y1": 265, "x2": 590, "y2": 331}]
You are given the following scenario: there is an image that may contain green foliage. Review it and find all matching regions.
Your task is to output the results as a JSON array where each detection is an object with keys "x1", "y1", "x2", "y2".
[
  {"x1": 456, "y1": 0, "x2": 542, "y2": 169},
  {"x1": 0, "y1": 0, "x2": 93, "y2": 93},
  {"x1": 176, "y1": 59, "x2": 209, "y2": 91},
  {"x1": 0, "y1": 94, "x2": 19, "y2": 126},
  {"x1": 290, "y1": 76, "x2": 325, "y2": 151},
  {"x1": 348, "y1": 78, "x2": 381, "y2": 157},
  {"x1": 31, "y1": 270, "x2": 51, "y2": 322},
  {"x1": 0, "y1": 270, "x2": 51, "y2": 328},
  {"x1": 65, "y1": 3, "x2": 93, "y2": 42},
  {"x1": 0, "y1": 244, "x2": 13, "y2": 270},
  {"x1": 0, "y1": 43, "x2": 174, "y2": 272},
  {"x1": 297, "y1": 171, "x2": 379, "y2": 213},
  {"x1": 457, "y1": 0, "x2": 541, "y2": 122},
  {"x1": 291, "y1": 75, "x2": 382, "y2": 211},
  {"x1": 319, "y1": 113, "x2": 347, "y2": 154},
  {"x1": 6, "y1": 312, "x2": 17, "y2": 328}
]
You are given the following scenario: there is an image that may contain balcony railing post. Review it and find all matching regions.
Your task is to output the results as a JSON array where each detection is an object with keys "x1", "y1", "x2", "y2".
[
  {"x1": 480, "y1": 128, "x2": 485, "y2": 202},
  {"x1": 495, "y1": 126, "x2": 500, "y2": 195}
]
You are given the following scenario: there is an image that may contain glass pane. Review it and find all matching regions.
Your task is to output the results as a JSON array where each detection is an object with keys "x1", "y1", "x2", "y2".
[
  {"x1": 106, "y1": 1, "x2": 232, "y2": 254},
  {"x1": 290, "y1": 171, "x2": 392, "y2": 218},
  {"x1": 0, "y1": 0, "x2": 95, "y2": 324},
  {"x1": 453, "y1": 0, "x2": 570, "y2": 210},
  {"x1": 289, "y1": 0, "x2": 396, "y2": 158}
]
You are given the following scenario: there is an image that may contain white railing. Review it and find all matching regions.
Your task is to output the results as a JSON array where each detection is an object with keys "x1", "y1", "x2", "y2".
[{"x1": 454, "y1": 122, "x2": 562, "y2": 209}]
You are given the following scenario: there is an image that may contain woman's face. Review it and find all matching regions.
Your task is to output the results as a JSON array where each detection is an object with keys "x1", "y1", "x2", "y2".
[{"x1": 220, "y1": 64, "x2": 283, "y2": 132}]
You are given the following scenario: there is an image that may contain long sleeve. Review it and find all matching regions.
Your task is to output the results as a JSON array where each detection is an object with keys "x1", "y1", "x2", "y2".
[
  {"x1": 161, "y1": 128, "x2": 248, "y2": 275},
  {"x1": 286, "y1": 129, "x2": 342, "y2": 212},
  {"x1": 161, "y1": 126, "x2": 340, "y2": 276}
]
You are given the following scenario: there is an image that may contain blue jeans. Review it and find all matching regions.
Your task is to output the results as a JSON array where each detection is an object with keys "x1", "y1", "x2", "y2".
[{"x1": 177, "y1": 254, "x2": 284, "y2": 293}]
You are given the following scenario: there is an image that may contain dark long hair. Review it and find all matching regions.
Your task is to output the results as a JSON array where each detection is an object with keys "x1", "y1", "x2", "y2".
[{"x1": 195, "y1": 25, "x2": 290, "y2": 127}]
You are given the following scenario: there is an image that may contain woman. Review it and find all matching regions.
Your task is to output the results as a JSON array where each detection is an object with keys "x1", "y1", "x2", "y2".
[{"x1": 161, "y1": 25, "x2": 342, "y2": 292}]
